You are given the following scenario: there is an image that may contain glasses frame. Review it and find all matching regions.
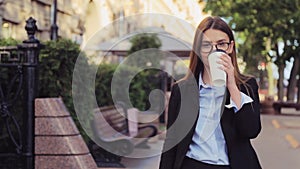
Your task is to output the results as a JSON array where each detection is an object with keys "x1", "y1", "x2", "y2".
[{"x1": 201, "y1": 41, "x2": 232, "y2": 53}]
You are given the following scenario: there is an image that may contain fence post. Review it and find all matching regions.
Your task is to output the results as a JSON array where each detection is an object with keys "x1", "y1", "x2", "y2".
[{"x1": 18, "y1": 17, "x2": 41, "y2": 169}]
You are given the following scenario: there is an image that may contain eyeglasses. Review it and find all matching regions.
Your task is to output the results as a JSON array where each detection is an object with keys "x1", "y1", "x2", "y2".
[{"x1": 201, "y1": 42, "x2": 231, "y2": 53}]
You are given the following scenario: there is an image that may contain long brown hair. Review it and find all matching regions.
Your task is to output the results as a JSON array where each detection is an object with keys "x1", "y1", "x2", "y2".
[{"x1": 184, "y1": 16, "x2": 252, "y2": 89}]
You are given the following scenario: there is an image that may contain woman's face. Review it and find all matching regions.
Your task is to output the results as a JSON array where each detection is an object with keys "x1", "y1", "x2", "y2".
[{"x1": 200, "y1": 29, "x2": 233, "y2": 69}]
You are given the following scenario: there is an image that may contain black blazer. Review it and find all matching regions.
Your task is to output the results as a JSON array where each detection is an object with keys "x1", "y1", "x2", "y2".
[{"x1": 159, "y1": 77, "x2": 262, "y2": 169}]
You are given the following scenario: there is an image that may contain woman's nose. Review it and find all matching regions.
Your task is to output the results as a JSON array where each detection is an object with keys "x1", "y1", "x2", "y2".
[{"x1": 212, "y1": 44, "x2": 218, "y2": 51}]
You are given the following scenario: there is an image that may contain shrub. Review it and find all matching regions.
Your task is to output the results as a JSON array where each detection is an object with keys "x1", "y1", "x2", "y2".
[
  {"x1": 38, "y1": 39, "x2": 92, "y2": 141},
  {"x1": 95, "y1": 63, "x2": 161, "y2": 110},
  {"x1": 0, "y1": 37, "x2": 162, "y2": 142},
  {"x1": 38, "y1": 39, "x2": 161, "y2": 141},
  {"x1": 0, "y1": 38, "x2": 20, "y2": 46}
]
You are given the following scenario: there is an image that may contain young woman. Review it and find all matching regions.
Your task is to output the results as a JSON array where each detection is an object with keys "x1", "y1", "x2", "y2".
[{"x1": 159, "y1": 16, "x2": 262, "y2": 169}]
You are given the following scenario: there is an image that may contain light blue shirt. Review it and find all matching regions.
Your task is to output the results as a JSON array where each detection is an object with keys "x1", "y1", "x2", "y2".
[{"x1": 186, "y1": 74, "x2": 253, "y2": 165}]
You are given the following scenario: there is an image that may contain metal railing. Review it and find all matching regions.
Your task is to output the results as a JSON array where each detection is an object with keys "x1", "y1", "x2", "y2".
[{"x1": 0, "y1": 17, "x2": 41, "y2": 169}]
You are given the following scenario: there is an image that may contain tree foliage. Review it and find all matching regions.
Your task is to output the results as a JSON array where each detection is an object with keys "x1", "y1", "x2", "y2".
[
  {"x1": 201, "y1": 0, "x2": 300, "y2": 101},
  {"x1": 127, "y1": 33, "x2": 162, "y2": 67},
  {"x1": 128, "y1": 33, "x2": 162, "y2": 53}
]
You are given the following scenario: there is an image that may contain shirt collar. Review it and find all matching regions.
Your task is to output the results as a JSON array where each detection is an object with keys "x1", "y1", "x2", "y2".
[
  {"x1": 199, "y1": 72, "x2": 226, "y2": 92},
  {"x1": 199, "y1": 72, "x2": 210, "y2": 89}
]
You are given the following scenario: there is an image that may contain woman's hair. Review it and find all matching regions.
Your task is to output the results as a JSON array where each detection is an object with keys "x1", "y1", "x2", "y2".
[{"x1": 184, "y1": 16, "x2": 253, "y2": 89}]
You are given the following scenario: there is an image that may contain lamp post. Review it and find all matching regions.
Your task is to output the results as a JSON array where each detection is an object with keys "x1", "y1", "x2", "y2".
[
  {"x1": 50, "y1": 0, "x2": 58, "y2": 40},
  {"x1": 20, "y1": 17, "x2": 41, "y2": 169},
  {"x1": 0, "y1": 0, "x2": 5, "y2": 39}
]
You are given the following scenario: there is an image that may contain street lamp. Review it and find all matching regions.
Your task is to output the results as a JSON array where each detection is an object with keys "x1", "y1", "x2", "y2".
[{"x1": 50, "y1": 0, "x2": 58, "y2": 40}]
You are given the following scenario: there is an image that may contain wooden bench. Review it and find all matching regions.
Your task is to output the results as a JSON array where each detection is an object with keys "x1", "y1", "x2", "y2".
[
  {"x1": 273, "y1": 101, "x2": 300, "y2": 114},
  {"x1": 90, "y1": 103, "x2": 157, "y2": 167}
]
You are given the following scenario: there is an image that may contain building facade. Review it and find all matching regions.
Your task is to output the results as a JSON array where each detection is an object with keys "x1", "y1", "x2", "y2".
[
  {"x1": 0, "y1": 0, "x2": 86, "y2": 43},
  {"x1": 83, "y1": 0, "x2": 207, "y2": 46},
  {"x1": 0, "y1": 0, "x2": 206, "y2": 45}
]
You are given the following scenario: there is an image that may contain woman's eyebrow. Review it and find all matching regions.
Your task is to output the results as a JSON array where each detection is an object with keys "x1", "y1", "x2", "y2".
[
  {"x1": 202, "y1": 39, "x2": 229, "y2": 43},
  {"x1": 216, "y1": 39, "x2": 228, "y2": 43}
]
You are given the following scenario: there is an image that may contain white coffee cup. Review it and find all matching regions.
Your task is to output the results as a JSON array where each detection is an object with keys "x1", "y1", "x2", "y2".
[{"x1": 208, "y1": 51, "x2": 227, "y2": 87}]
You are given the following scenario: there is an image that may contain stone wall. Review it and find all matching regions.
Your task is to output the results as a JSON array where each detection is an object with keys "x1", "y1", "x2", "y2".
[{"x1": 0, "y1": 0, "x2": 86, "y2": 42}]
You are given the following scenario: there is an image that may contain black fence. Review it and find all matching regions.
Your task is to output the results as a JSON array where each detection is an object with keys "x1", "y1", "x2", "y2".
[{"x1": 0, "y1": 17, "x2": 41, "y2": 169}]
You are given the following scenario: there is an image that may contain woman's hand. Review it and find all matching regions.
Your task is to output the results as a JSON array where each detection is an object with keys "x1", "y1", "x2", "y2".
[
  {"x1": 218, "y1": 53, "x2": 242, "y2": 109},
  {"x1": 217, "y1": 53, "x2": 235, "y2": 87}
]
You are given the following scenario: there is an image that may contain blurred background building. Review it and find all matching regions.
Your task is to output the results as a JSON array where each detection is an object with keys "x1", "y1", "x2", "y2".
[
  {"x1": 0, "y1": 0, "x2": 84, "y2": 43},
  {"x1": 0, "y1": 0, "x2": 207, "y2": 45}
]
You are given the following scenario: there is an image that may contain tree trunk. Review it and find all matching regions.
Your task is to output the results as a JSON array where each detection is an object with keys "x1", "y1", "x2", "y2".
[
  {"x1": 277, "y1": 64, "x2": 285, "y2": 101},
  {"x1": 267, "y1": 62, "x2": 275, "y2": 96},
  {"x1": 297, "y1": 77, "x2": 300, "y2": 104},
  {"x1": 287, "y1": 56, "x2": 300, "y2": 101}
]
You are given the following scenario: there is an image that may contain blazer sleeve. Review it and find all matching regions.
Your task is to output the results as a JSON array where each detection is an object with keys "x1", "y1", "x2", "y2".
[
  {"x1": 159, "y1": 83, "x2": 181, "y2": 169},
  {"x1": 234, "y1": 77, "x2": 262, "y2": 139}
]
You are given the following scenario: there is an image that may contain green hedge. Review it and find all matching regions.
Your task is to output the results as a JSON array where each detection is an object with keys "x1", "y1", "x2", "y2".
[
  {"x1": 95, "y1": 64, "x2": 161, "y2": 110},
  {"x1": 0, "y1": 38, "x2": 162, "y2": 142},
  {"x1": 38, "y1": 38, "x2": 161, "y2": 141},
  {"x1": 38, "y1": 39, "x2": 92, "y2": 140},
  {"x1": 0, "y1": 38, "x2": 20, "y2": 46},
  {"x1": 38, "y1": 39, "x2": 81, "y2": 109}
]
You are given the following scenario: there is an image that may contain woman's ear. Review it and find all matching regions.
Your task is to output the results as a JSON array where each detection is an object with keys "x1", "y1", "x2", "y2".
[{"x1": 227, "y1": 41, "x2": 234, "y2": 54}]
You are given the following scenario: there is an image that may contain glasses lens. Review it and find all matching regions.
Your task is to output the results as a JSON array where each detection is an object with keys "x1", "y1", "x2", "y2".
[
  {"x1": 217, "y1": 43, "x2": 229, "y2": 51},
  {"x1": 201, "y1": 43, "x2": 212, "y2": 53}
]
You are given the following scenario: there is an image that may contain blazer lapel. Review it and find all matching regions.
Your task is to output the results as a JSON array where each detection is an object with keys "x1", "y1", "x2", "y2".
[{"x1": 174, "y1": 77, "x2": 199, "y2": 169}]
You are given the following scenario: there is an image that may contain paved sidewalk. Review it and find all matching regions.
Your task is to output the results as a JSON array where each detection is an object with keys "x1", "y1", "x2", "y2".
[
  {"x1": 121, "y1": 138, "x2": 163, "y2": 169},
  {"x1": 253, "y1": 114, "x2": 300, "y2": 169},
  {"x1": 121, "y1": 113, "x2": 300, "y2": 169}
]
